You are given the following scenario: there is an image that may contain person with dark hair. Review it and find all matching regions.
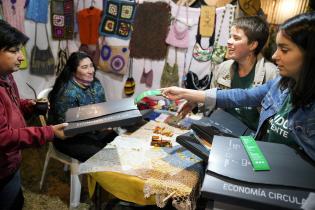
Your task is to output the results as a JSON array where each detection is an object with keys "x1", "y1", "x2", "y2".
[
  {"x1": 0, "y1": 20, "x2": 68, "y2": 210},
  {"x1": 211, "y1": 16, "x2": 278, "y2": 131},
  {"x1": 162, "y1": 12, "x2": 315, "y2": 162},
  {"x1": 182, "y1": 16, "x2": 278, "y2": 131},
  {"x1": 48, "y1": 51, "x2": 117, "y2": 162}
]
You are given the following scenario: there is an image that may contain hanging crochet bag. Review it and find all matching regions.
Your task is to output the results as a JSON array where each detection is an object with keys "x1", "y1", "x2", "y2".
[
  {"x1": 55, "y1": 41, "x2": 69, "y2": 75},
  {"x1": 140, "y1": 60, "x2": 153, "y2": 88},
  {"x1": 185, "y1": 71, "x2": 211, "y2": 90},
  {"x1": 160, "y1": 48, "x2": 179, "y2": 88},
  {"x1": 30, "y1": 23, "x2": 55, "y2": 75},
  {"x1": 51, "y1": 0, "x2": 74, "y2": 39},
  {"x1": 98, "y1": 37, "x2": 129, "y2": 75},
  {"x1": 184, "y1": 56, "x2": 212, "y2": 90},
  {"x1": 192, "y1": 18, "x2": 215, "y2": 62},
  {"x1": 165, "y1": 3, "x2": 189, "y2": 49}
]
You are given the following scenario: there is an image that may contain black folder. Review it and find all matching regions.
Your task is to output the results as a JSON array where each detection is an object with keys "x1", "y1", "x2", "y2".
[
  {"x1": 201, "y1": 136, "x2": 315, "y2": 209},
  {"x1": 64, "y1": 98, "x2": 142, "y2": 136},
  {"x1": 191, "y1": 108, "x2": 255, "y2": 141}
]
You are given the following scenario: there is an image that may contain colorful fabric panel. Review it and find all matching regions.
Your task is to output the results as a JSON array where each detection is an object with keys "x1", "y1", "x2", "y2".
[
  {"x1": 99, "y1": 0, "x2": 136, "y2": 39},
  {"x1": 51, "y1": 0, "x2": 74, "y2": 39},
  {"x1": 25, "y1": 0, "x2": 49, "y2": 23}
]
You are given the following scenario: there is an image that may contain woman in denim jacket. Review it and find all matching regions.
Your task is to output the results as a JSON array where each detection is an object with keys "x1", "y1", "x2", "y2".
[{"x1": 162, "y1": 12, "x2": 315, "y2": 162}]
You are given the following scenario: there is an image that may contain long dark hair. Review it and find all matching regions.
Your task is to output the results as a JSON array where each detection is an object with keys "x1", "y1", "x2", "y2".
[
  {"x1": 279, "y1": 12, "x2": 315, "y2": 107},
  {"x1": 48, "y1": 51, "x2": 97, "y2": 118}
]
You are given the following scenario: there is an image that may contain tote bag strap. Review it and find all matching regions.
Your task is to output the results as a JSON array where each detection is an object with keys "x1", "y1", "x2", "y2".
[{"x1": 34, "y1": 23, "x2": 51, "y2": 48}]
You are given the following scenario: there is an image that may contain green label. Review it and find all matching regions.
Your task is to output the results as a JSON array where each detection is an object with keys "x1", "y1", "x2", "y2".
[
  {"x1": 134, "y1": 89, "x2": 162, "y2": 104},
  {"x1": 240, "y1": 136, "x2": 271, "y2": 171}
]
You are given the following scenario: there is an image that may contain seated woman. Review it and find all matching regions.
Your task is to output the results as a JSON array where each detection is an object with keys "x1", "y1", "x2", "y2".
[{"x1": 48, "y1": 51, "x2": 117, "y2": 162}]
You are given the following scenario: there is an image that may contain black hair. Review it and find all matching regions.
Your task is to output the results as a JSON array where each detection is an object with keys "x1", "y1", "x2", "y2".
[
  {"x1": 232, "y1": 16, "x2": 269, "y2": 55},
  {"x1": 0, "y1": 20, "x2": 29, "y2": 50},
  {"x1": 48, "y1": 51, "x2": 97, "y2": 122},
  {"x1": 279, "y1": 12, "x2": 315, "y2": 107}
]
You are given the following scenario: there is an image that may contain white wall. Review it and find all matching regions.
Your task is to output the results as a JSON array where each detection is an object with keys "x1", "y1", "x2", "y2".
[{"x1": 14, "y1": 0, "x2": 215, "y2": 101}]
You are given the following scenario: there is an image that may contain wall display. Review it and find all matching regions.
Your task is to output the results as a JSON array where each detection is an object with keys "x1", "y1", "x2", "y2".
[
  {"x1": 192, "y1": 18, "x2": 215, "y2": 62},
  {"x1": 140, "y1": 60, "x2": 153, "y2": 88},
  {"x1": 211, "y1": 4, "x2": 235, "y2": 64},
  {"x1": 129, "y1": 2, "x2": 170, "y2": 60},
  {"x1": 124, "y1": 58, "x2": 136, "y2": 96},
  {"x1": 99, "y1": 0, "x2": 137, "y2": 39},
  {"x1": 50, "y1": 0, "x2": 74, "y2": 39},
  {"x1": 238, "y1": 0, "x2": 261, "y2": 16},
  {"x1": 199, "y1": 5, "x2": 215, "y2": 37},
  {"x1": 2, "y1": 0, "x2": 26, "y2": 32},
  {"x1": 184, "y1": 70, "x2": 211, "y2": 90},
  {"x1": 77, "y1": 6, "x2": 102, "y2": 44},
  {"x1": 19, "y1": 46, "x2": 28, "y2": 70},
  {"x1": 30, "y1": 24, "x2": 55, "y2": 75},
  {"x1": 165, "y1": 2, "x2": 190, "y2": 48},
  {"x1": 160, "y1": 48, "x2": 179, "y2": 88},
  {"x1": 26, "y1": 0, "x2": 49, "y2": 23},
  {"x1": 98, "y1": 38, "x2": 129, "y2": 75},
  {"x1": 55, "y1": 41, "x2": 69, "y2": 76}
]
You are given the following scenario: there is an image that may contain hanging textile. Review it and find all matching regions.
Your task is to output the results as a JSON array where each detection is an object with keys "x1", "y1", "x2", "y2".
[
  {"x1": 99, "y1": 0, "x2": 137, "y2": 39},
  {"x1": 124, "y1": 58, "x2": 135, "y2": 96},
  {"x1": 140, "y1": 60, "x2": 153, "y2": 88},
  {"x1": 25, "y1": 0, "x2": 49, "y2": 23},
  {"x1": 51, "y1": 0, "x2": 74, "y2": 39},
  {"x1": 77, "y1": 6, "x2": 102, "y2": 44},
  {"x1": 30, "y1": 23, "x2": 55, "y2": 75},
  {"x1": 165, "y1": 2, "x2": 190, "y2": 49},
  {"x1": 160, "y1": 48, "x2": 179, "y2": 88},
  {"x1": 98, "y1": 37, "x2": 129, "y2": 75},
  {"x1": 55, "y1": 41, "x2": 69, "y2": 75},
  {"x1": 0, "y1": 2, "x2": 4, "y2": 20},
  {"x1": 2, "y1": 0, "x2": 26, "y2": 32},
  {"x1": 129, "y1": 2, "x2": 170, "y2": 60}
]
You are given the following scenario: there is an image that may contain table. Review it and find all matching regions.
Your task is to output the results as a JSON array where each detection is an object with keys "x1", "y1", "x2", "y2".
[{"x1": 79, "y1": 121, "x2": 204, "y2": 209}]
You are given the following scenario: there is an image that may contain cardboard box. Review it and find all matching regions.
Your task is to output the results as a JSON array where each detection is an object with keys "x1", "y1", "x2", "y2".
[{"x1": 64, "y1": 98, "x2": 142, "y2": 136}]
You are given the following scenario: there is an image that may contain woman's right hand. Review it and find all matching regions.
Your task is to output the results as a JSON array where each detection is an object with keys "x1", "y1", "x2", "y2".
[
  {"x1": 52, "y1": 123, "x2": 69, "y2": 140},
  {"x1": 162, "y1": 87, "x2": 206, "y2": 104},
  {"x1": 177, "y1": 101, "x2": 197, "y2": 119}
]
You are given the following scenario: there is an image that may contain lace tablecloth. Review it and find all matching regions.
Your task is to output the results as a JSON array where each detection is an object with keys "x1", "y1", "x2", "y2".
[{"x1": 79, "y1": 121, "x2": 204, "y2": 209}]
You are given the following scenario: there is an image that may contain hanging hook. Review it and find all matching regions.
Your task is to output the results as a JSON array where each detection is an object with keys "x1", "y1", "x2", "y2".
[{"x1": 90, "y1": 0, "x2": 95, "y2": 9}]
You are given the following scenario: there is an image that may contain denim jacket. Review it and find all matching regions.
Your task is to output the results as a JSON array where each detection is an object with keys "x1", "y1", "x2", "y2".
[{"x1": 205, "y1": 77, "x2": 315, "y2": 161}]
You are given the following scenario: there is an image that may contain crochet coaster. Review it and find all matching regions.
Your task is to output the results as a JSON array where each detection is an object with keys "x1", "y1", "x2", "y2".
[
  {"x1": 51, "y1": 0, "x2": 74, "y2": 39},
  {"x1": 99, "y1": 0, "x2": 137, "y2": 39}
]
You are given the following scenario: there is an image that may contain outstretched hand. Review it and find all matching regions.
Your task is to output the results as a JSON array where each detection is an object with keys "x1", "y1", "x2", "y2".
[
  {"x1": 161, "y1": 86, "x2": 206, "y2": 104},
  {"x1": 161, "y1": 86, "x2": 186, "y2": 100}
]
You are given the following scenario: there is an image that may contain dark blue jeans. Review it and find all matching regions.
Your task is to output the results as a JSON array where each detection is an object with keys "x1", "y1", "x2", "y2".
[{"x1": 0, "y1": 170, "x2": 24, "y2": 210}]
